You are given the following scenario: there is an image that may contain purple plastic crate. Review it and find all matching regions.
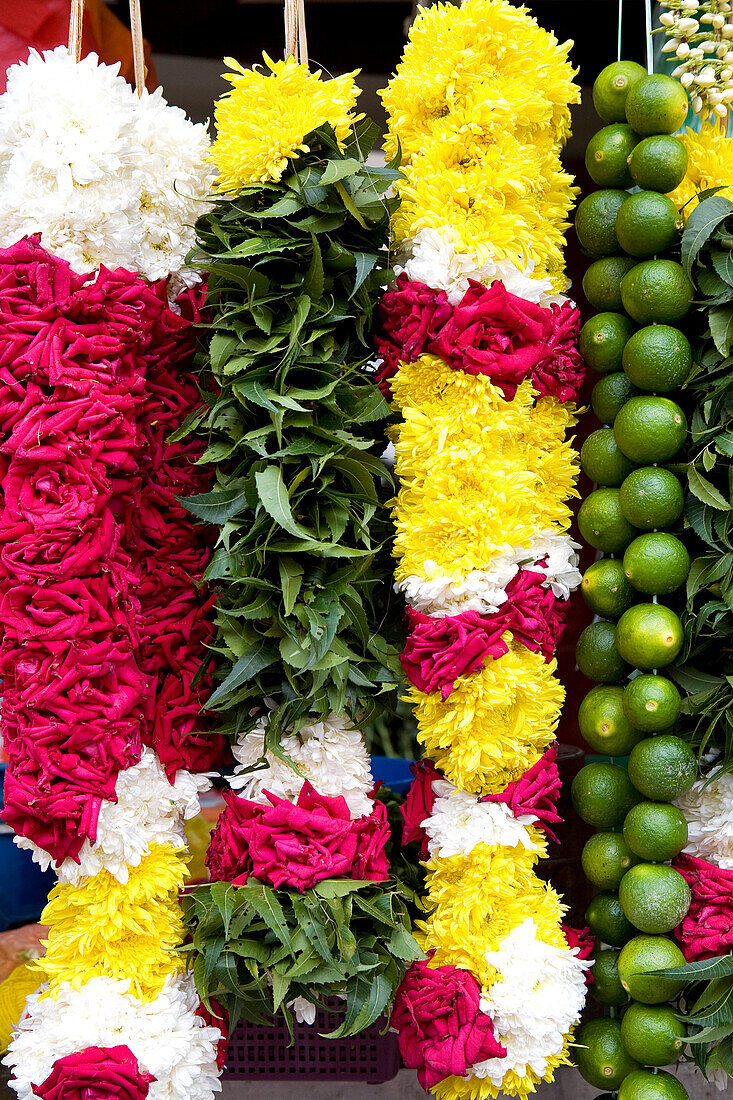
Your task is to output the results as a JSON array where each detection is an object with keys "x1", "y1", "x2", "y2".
[{"x1": 222, "y1": 999, "x2": 401, "y2": 1083}]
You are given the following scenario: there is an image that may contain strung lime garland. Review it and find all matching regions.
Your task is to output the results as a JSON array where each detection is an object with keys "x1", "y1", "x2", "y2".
[
  {"x1": 378, "y1": 2, "x2": 592, "y2": 1097},
  {"x1": 181, "y1": 55, "x2": 422, "y2": 1034}
]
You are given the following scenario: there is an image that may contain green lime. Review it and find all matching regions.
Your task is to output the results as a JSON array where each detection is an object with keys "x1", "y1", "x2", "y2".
[
  {"x1": 592, "y1": 372, "x2": 639, "y2": 426},
  {"x1": 577, "y1": 619, "x2": 631, "y2": 682},
  {"x1": 619, "y1": 467, "x2": 684, "y2": 530},
  {"x1": 618, "y1": 1068, "x2": 690, "y2": 1100},
  {"x1": 620, "y1": 1003, "x2": 686, "y2": 1067},
  {"x1": 572, "y1": 762, "x2": 641, "y2": 828},
  {"x1": 584, "y1": 256, "x2": 639, "y2": 312},
  {"x1": 582, "y1": 830, "x2": 640, "y2": 889},
  {"x1": 617, "y1": 934, "x2": 687, "y2": 1003},
  {"x1": 616, "y1": 192, "x2": 683, "y2": 258},
  {"x1": 621, "y1": 260, "x2": 694, "y2": 325},
  {"x1": 576, "y1": 190, "x2": 628, "y2": 258},
  {"x1": 615, "y1": 604, "x2": 684, "y2": 669},
  {"x1": 622, "y1": 325, "x2": 692, "y2": 393},
  {"x1": 627, "y1": 735, "x2": 698, "y2": 801},
  {"x1": 580, "y1": 312, "x2": 635, "y2": 374},
  {"x1": 625, "y1": 74, "x2": 690, "y2": 137},
  {"x1": 613, "y1": 396, "x2": 687, "y2": 463},
  {"x1": 578, "y1": 488, "x2": 638, "y2": 554},
  {"x1": 579, "y1": 684, "x2": 643, "y2": 755},
  {"x1": 593, "y1": 61, "x2": 648, "y2": 123},
  {"x1": 623, "y1": 534, "x2": 691, "y2": 596},
  {"x1": 629, "y1": 135, "x2": 689, "y2": 193},
  {"x1": 587, "y1": 891, "x2": 637, "y2": 946},
  {"x1": 623, "y1": 674, "x2": 682, "y2": 731},
  {"x1": 582, "y1": 429, "x2": 636, "y2": 486},
  {"x1": 575, "y1": 1017, "x2": 640, "y2": 1089},
  {"x1": 586, "y1": 124, "x2": 639, "y2": 188},
  {"x1": 581, "y1": 559, "x2": 636, "y2": 618},
  {"x1": 591, "y1": 948, "x2": 631, "y2": 1006},
  {"x1": 619, "y1": 863, "x2": 691, "y2": 934},
  {"x1": 623, "y1": 801, "x2": 689, "y2": 861}
]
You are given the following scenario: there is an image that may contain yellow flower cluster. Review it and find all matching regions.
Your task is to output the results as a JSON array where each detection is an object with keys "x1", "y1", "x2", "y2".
[
  {"x1": 668, "y1": 122, "x2": 733, "y2": 213},
  {"x1": 385, "y1": 2, "x2": 584, "y2": 1096},
  {"x1": 381, "y1": 0, "x2": 579, "y2": 281},
  {"x1": 210, "y1": 54, "x2": 362, "y2": 191},
  {"x1": 40, "y1": 845, "x2": 187, "y2": 1002},
  {"x1": 392, "y1": 356, "x2": 579, "y2": 584}
]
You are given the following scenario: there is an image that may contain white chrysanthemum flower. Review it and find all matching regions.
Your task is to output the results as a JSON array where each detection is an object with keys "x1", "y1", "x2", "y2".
[
  {"x1": 393, "y1": 226, "x2": 567, "y2": 308},
  {"x1": 15, "y1": 749, "x2": 210, "y2": 884},
  {"x1": 396, "y1": 532, "x2": 581, "y2": 616},
  {"x1": 676, "y1": 771, "x2": 733, "y2": 869},
  {"x1": 0, "y1": 47, "x2": 213, "y2": 282},
  {"x1": 230, "y1": 713, "x2": 374, "y2": 820},
  {"x1": 287, "y1": 997, "x2": 317, "y2": 1026},
  {"x1": 472, "y1": 919, "x2": 589, "y2": 1085},
  {"x1": 423, "y1": 779, "x2": 538, "y2": 857},
  {"x1": 5, "y1": 973, "x2": 222, "y2": 1100}
]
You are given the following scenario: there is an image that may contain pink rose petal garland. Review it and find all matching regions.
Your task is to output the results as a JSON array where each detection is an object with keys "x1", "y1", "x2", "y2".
[{"x1": 0, "y1": 47, "x2": 223, "y2": 1100}]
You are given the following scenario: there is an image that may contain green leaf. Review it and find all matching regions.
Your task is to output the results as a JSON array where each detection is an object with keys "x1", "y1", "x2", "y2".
[
  {"x1": 278, "y1": 556, "x2": 304, "y2": 616},
  {"x1": 184, "y1": 483, "x2": 249, "y2": 524},
  {"x1": 654, "y1": 954, "x2": 733, "y2": 981},
  {"x1": 254, "y1": 466, "x2": 317, "y2": 540},
  {"x1": 320, "y1": 158, "x2": 363, "y2": 186},
  {"x1": 210, "y1": 882, "x2": 236, "y2": 938},
  {"x1": 303, "y1": 235, "x2": 324, "y2": 302},
  {"x1": 271, "y1": 969, "x2": 291, "y2": 1012},
  {"x1": 207, "y1": 645, "x2": 278, "y2": 709},
  {"x1": 682, "y1": 195, "x2": 733, "y2": 275},
  {"x1": 240, "y1": 884, "x2": 291, "y2": 944},
  {"x1": 710, "y1": 306, "x2": 733, "y2": 357},
  {"x1": 689, "y1": 466, "x2": 731, "y2": 510},
  {"x1": 351, "y1": 253, "x2": 377, "y2": 298}
]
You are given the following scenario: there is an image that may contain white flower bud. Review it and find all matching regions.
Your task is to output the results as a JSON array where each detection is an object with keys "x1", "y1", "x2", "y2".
[
  {"x1": 722, "y1": 21, "x2": 733, "y2": 34},
  {"x1": 693, "y1": 93, "x2": 705, "y2": 110},
  {"x1": 714, "y1": 11, "x2": 727, "y2": 26},
  {"x1": 672, "y1": 39, "x2": 690, "y2": 53},
  {"x1": 680, "y1": 68, "x2": 696, "y2": 83},
  {"x1": 709, "y1": 88, "x2": 724, "y2": 102},
  {"x1": 697, "y1": 64, "x2": 717, "y2": 82},
  {"x1": 721, "y1": 83, "x2": 733, "y2": 98},
  {"x1": 678, "y1": 16, "x2": 700, "y2": 30},
  {"x1": 690, "y1": 45, "x2": 706, "y2": 55},
  {"x1": 660, "y1": 9, "x2": 676, "y2": 22},
  {"x1": 714, "y1": 100, "x2": 729, "y2": 114}
]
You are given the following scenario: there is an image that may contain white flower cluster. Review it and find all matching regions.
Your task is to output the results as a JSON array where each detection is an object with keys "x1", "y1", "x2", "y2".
[
  {"x1": 0, "y1": 47, "x2": 214, "y2": 283},
  {"x1": 5, "y1": 973, "x2": 222, "y2": 1100},
  {"x1": 662, "y1": 0, "x2": 733, "y2": 118},
  {"x1": 676, "y1": 770, "x2": 733, "y2": 868},
  {"x1": 471, "y1": 919, "x2": 589, "y2": 1086},
  {"x1": 422, "y1": 779, "x2": 539, "y2": 858},
  {"x1": 231, "y1": 713, "x2": 375, "y2": 820},
  {"x1": 394, "y1": 226, "x2": 567, "y2": 308},
  {"x1": 396, "y1": 531, "x2": 581, "y2": 617},
  {"x1": 15, "y1": 750, "x2": 210, "y2": 884}
]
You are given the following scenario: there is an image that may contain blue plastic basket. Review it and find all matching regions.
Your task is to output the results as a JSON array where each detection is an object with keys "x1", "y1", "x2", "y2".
[
  {"x1": 369, "y1": 756, "x2": 414, "y2": 794},
  {"x1": 0, "y1": 764, "x2": 55, "y2": 930}
]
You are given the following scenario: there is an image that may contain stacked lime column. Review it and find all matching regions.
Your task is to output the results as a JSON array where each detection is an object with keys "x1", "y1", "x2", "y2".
[{"x1": 571, "y1": 62, "x2": 700, "y2": 1100}]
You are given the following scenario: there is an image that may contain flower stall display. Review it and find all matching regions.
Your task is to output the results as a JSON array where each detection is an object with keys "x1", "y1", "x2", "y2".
[
  {"x1": 178, "y1": 54, "x2": 422, "y2": 1035},
  {"x1": 377, "y1": 2, "x2": 592, "y2": 1096},
  {"x1": 0, "y1": 46, "x2": 224, "y2": 1099}
]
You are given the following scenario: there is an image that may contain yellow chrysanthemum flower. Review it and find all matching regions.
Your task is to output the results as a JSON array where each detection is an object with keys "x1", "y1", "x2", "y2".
[
  {"x1": 381, "y1": 0, "x2": 580, "y2": 165},
  {"x1": 667, "y1": 122, "x2": 733, "y2": 213},
  {"x1": 392, "y1": 139, "x2": 578, "y2": 270},
  {"x1": 407, "y1": 645, "x2": 564, "y2": 794},
  {"x1": 210, "y1": 53, "x2": 362, "y2": 191},
  {"x1": 433, "y1": 1036, "x2": 575, "y2": 1100},
  {"x1": 40, "y1": 844, "x2": 187, "y2": 1001}
]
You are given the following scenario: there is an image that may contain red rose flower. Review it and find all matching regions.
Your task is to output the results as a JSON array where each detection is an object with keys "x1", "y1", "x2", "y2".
[
  {"x1": 379, "y1": 275, "x2": 452, "y2": 361},
  {"x1": 562, "y1": 924, "x2": 595, "y2": 984},
  {"x1": 392, "y1": 956, "x2": 506, "y2": 1089},
  {"x1": 400, "y1": 759, "x2": 443, "y2": 858},
  {"x1": 481, "y1": 744, "x2": 562, "y2": 841},
  {"x1": 207, "y1": 782, "x2": 390, "y2": 891},
  {"x1": 33, "y1": 1045, "x2": 155, "y2": 1100},
  {"x1": 1, "y1": 767, "x2": 101, "y2": 864},
  {"x1": 673, "y1": 854, "x2": 733, "y2": 961},
  {"x1": 195, "y1": 1000, "x2": 230, "y2": 1070}
]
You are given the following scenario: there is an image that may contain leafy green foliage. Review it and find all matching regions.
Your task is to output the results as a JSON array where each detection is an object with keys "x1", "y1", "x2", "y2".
[
  {"x1": 181, "y1": 120, "x2": 404, "y2": 747},
  {"x1": 673, "y1": 197, "x2": 733, "y2": 764},
  {"x1": 181, "y1": 876, "x2": 424, "y2": 1036}
]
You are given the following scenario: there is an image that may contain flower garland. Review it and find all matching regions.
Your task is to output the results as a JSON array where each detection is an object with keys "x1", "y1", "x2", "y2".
[
  {"x1": 0, "y1": 48, "x2": 223, "y2": 1100},
  {"x1": 380, "y1": 2, "x2": 590, "y2": 1097},
  {"x1": 179, "y1": 55, "x2": 421, "y2": 1034}
]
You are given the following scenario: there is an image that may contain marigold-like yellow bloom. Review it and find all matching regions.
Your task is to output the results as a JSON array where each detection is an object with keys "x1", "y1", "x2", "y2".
[
  {"x1": 40, "y1": 844, "x2": 187, "y2": 1001},
  {"x1": 407, "y1": 645, "x2": 564, "y2": 794},
  {"x1": 433, "y1": 1038, "x2": 574, "y2": 1100},
  {"x1": 381, "y1": 0, "x2": 579, "y2": 165},
  {"x1": 668, "y1": 122, "x2": 733, "y2": 213},
  {"x1": 210, "y1": 54, "x2": 362, "y2": 191}
]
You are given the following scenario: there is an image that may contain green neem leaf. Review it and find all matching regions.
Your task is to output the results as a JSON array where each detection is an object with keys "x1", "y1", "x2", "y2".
[
  {"x1": 254, "y1": 466, "x2": 317, "y2": 540},
  {"x1": 710, "y1": 306, "x2": 733, "y2": 357},
  {"x1": 207, "y1": 645, "x2": 278, "y2": 709},
  {"x1": 238, "y1": 884, "x2": 291, "y2": 944},
  {"x1": 682, "y1": 196, "x2": 733, "y2": 276},
  {"x1": 654, "y1": 955, "x2": 733, "y2": 981},
  {"x1": 184, "y1": 482, "x2": 249, "y2": 525},
  {"x1": 689, "y1": 466, "x2": 731, "y2": 510}
]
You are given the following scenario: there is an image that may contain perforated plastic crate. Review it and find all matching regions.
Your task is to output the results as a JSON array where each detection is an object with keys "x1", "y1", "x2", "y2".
[{"x1": 222, "y1": 999, "x2": 400, "y2": 1082}]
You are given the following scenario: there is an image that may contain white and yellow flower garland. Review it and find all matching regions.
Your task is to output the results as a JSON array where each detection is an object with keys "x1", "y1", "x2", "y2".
[{"x1": 382, "y1": 2, "x2": 591, "y2": 1097}]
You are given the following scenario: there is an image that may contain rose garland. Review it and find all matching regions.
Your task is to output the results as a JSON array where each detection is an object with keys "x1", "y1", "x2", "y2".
[
  {"x1": 179, "y1": 55, "x2": 421, "y2": 1034},
  {"x1": 379, "y1": 2, "x2": 592, "y2": 1097},
  {"x1": 0, "y1": 48, "x2": 223, "y2": 1100}
]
